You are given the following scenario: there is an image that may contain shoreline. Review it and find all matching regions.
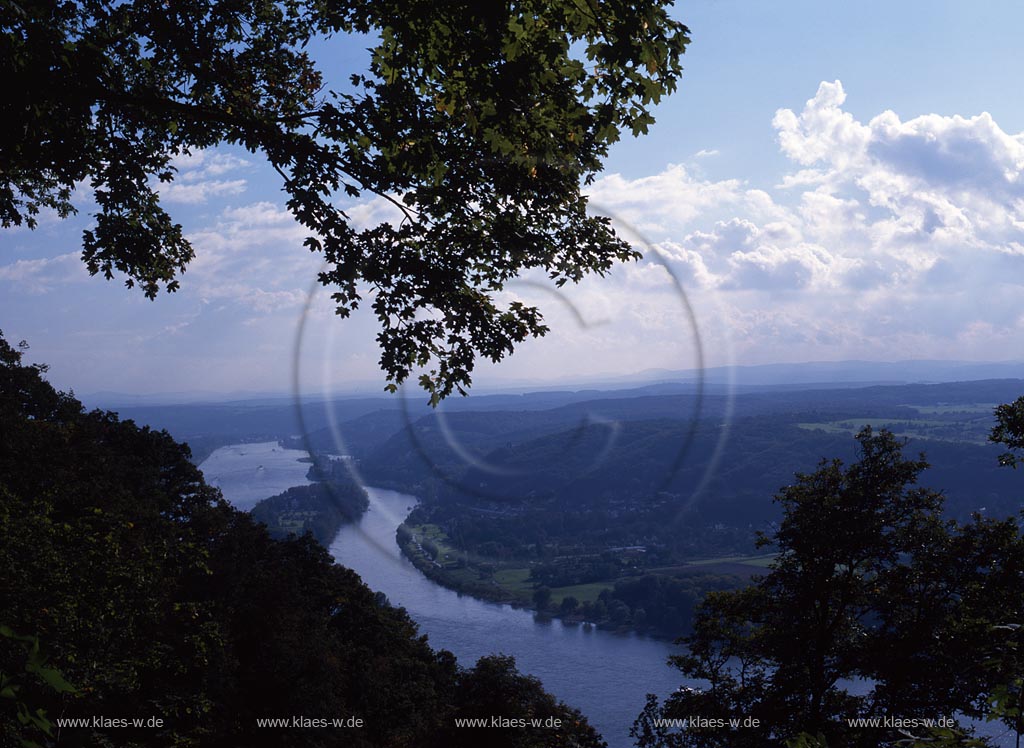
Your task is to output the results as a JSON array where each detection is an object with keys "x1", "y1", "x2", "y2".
[{"x1": 394, "y1": 521, "x2": 679, "y2": 642}]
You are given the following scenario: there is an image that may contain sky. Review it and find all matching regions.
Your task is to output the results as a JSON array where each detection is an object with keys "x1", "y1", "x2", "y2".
[{"x1": 4, "y1": 0, "x2": 1024, "y2": 399}]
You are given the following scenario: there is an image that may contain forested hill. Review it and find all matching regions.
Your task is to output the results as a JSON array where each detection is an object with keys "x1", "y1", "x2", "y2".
[
  {"x1": 100, "y1": 376, "x2": 1024, "y2": 542},
  {"x1": 355, "y1": 379, "x2": 1024, "y2": 514},
  {"x1": 0, "y1": 335, "x2": 604, "y2": 748},
  {"x1": 102, "y1": 377, "x2": 1024, "y2": 458},
  {"x1": 348, "y1": 378, "x2": 1024, "y2": 639}
]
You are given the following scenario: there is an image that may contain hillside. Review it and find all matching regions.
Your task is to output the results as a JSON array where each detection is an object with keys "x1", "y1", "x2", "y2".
[{"x1": 0, "y1": 335, "x2": 605, "y2": 748}]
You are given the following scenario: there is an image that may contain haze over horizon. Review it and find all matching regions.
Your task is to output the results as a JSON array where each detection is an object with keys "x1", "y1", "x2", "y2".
[{"x1": 74, "y1": 357, "x2": 1024, "y2": 407}]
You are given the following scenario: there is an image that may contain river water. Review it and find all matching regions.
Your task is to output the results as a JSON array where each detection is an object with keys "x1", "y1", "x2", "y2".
[
  {"x1": 199, "y1": 443, "x2": 685, "y2": 747},
  {"x1": 199, "y1": 441, "x2": 313, "y2": 510},
  {"x1": 329, "y1": 486, "x2": 685, "y2": 748},
  {"x1": 200, "y1": 445, "x2": 1012, "y2": 747}
]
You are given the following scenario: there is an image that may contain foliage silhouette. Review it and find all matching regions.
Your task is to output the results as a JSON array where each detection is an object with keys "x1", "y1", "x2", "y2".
[{"x1": 3, "y1": 0, "x2": 688, "y2": 399}]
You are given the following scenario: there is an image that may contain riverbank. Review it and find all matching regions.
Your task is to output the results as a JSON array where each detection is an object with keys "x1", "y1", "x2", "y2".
[
  {"x1": 251, "y1": 452, "x2": 369, "y2": 546},
  {"x1": 199, "y1": 443, "x2": 369, "y2": 546},
  {"x1": 394, "y1": 520, "x2": 686, "y2": 640},
  {"x1": 198, "y1": 440, "x2": 315, "y2": 509},
  {"x1": 396, "y1": 522, "x2": 525, "y2": 604},
  {"x1": 331, "y1": 487, "x2": 690, "y2": 748}
]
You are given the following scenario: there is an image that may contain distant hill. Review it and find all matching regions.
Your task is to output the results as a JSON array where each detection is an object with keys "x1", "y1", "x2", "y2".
[
  {"x1": 100, "y1": 375, "x2": 1024, "y2": 599},
  {"x1": 589, "y1": 359, "x2": 1024, "y2": 388},
  {"x1": 354, "y1": 379, "x2": 1024, "y2": 570},
  {"x1": 84, "y1": 358, "x2": 1024, "y2": 411},
  {"x1": 105, "y1": 377, "x2": 1024, "y2": 521}
]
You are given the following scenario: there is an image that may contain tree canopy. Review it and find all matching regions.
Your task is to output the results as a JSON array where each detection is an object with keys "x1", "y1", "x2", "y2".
[
  {"x1": 634, "y1": 427, "x2": 1024, "y2": 748},
  {"x1": 2, "y1": 0, "x2": 689, "y2": 400},
  {"x1": 992, "y1": 396, "x2": 1024, "y2": 468}
]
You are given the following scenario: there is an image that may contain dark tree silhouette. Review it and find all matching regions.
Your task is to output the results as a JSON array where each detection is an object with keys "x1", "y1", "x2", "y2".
[
  {"x1": 634, "y1": 427, "x2": 1024, "y2": 748},
  {"x1": 2, "y1": 1, "x2": 688, "y2": 399}
]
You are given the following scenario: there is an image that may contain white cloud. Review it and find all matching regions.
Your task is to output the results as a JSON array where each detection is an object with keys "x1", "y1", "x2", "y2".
[
  {"x1": 161, "y1": 179, "x2": 247, "y2": 204},
  {"x1": 774, "y1": 80, "x2": 1024, "y2": 249},
  {"x1": 0, "y1": 251, "x2": 87, "y2": 292},
  {"x1": 160, "y1": 150, "x2": 250, "y2": 204},
  {"x1": 586, "y1": 164, "x2": 749, "y2": 234},
  {"x1": 219, "y1": 202, "x2": 294, "y2": 227},
  {"x1": 722, "y1": 243, "x2": 830, "y2": 291},
  {"x1": 342, "y1": 194, "x2": 407, "y2": 231},
  {"x1": 178, "y1": 202, "x2": 320, "y2": 318},
  {"x1": 581, "y1": 80, "x2": 1024, "y2": 364},
  {"x1": 773, "y1": 81, "x2": 871, "y2": 169},
  {"x1": 189, "y1": 202, "x2": 310, "y2": 263},
  {"x1": 9, "y1": 81, "x2": 1024, "y2": 393},
  {"x1": 202, "y1": 284, "x2": 308, "y2": 314}
]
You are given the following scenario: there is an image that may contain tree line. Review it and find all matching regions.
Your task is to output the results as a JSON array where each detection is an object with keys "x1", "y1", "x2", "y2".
[{"x1": 251, "y1": 456, "x2": 370, "y2": 546}]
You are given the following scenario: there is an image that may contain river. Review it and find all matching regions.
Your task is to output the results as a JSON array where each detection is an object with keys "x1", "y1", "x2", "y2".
[
  {"x1": 199, "y1": 443, "x2": 685, "y2": 748},
  {"x1": 330, "y1": 486, "x2": 686, "y2": 748},
  {"x1": 198, "y1": 441, "x2": 313, "y2": 510},
  {"x1": 200, "y1": 445, "x2": 1012, "y2": 747}
]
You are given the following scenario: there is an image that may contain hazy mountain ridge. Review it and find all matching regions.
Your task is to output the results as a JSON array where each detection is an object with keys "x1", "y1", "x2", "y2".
[{"x1": 83, "y1": 358, "x2": 1024, "y2": 409}]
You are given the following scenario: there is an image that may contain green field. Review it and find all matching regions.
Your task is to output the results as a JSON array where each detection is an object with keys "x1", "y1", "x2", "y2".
[
  {"x1": 407, "y1": 523, "x2": 463, "y2": 562},
  {"x1": 489, "y1": 568, "x2": 611, "y2": 604},
  {"x1": 493, "y1": 567, "x2": 532, "y2": 592},
  {"x1": 490, "y1": 570, "x2": 610, "y2": 605},
  {"x1": 798, "y1": 417, "x2": 948, "y2": 430},
  {"x1": 685, "y1": 553, "x2": 777, "y2": 568},
  {"x1": 550, "y1": 581, "x2": 612, "y2": 603},
  {"x1": 908, "y1": 403, "x2": 998, "y2": 414},
  {"x1": 404, "y1": 526, "x2": 772, "y2": 611},
  {"x1": 274, "y1": 510, "x2": 318, "y2": 532},
  {"x1": 797, "y1": 414, "x2": 993, "y2": 445},
  {"x1": 796, "y1": 421, "x2": 850, "y2": 434}
]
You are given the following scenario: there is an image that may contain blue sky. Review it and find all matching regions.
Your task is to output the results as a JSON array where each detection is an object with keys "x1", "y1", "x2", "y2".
[{"x1": 4, "y1": 0, "x2": 1024, "y2": 398}]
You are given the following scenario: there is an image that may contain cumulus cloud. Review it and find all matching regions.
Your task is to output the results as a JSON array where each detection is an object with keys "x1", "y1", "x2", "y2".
[
  {"x1": 189, "y1": 202, "x2": 309, "y2": 261},
  {"x1": 161, "y1": 179, "x2": 247, "y2": 204},
  {"x1": 342, "y1": 194, "x2": 407, "y2": 231},
  {"x1": 180, "y1": 201, "x2": 319, "y2": 317},
  {"x1": 774, "y1": 80, "x2": 1024, "y2": 248},
  {"x1": 583, "y1": 80, "x2": 1024, "y2": 364},
  {"x1": 773, "y1": 81, "x2": 871, "y2": 169},
  {"x1": 586, "y1": 164, "x2": 749, "y2": 234},
  {"x1": 722, "y1": 243, "x2": 830, "y2": 291},
  {"x1": 201, "y1": 283, "x2": 308, "y2": 314}
]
